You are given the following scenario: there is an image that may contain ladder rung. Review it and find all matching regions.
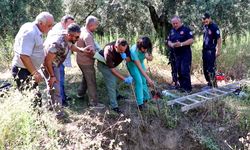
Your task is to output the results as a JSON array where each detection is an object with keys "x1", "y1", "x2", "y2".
[
  {"x1": 187, "y1": 98, "x2": 201, "y2": 103},
  {"x1": 205, "y1": 91, "x2": 219, "y2": 96},
  {"x1": 176, "y1": 101, "x2": 189, "y2": 106},
  {"x1": 213, "y1": 88, "x2": 228, "y2": 94},
  {"x1": 181, "y1": 101, "x2": 206, "y2": 112},
  {"x1": 196, "y1": 94, "x2": 211, "y2": 99}
]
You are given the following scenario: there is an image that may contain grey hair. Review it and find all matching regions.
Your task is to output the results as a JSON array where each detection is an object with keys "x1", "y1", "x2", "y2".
[
  {"x1": 61, "y1": 15, "x2": 74, "y2": 23},
  {"x1": 171, "y1": 16, "x2": 181, "y2": 22},
  {"x1": 35, "y1": 12, "x2": 53, "y2": 24},
  {"x1": 85, "y1": 15, "x2": 98, "y2": 26}
]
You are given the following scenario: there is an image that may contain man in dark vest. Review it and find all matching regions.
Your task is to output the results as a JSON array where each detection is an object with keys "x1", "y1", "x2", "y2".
[{"x1": 202, "y1": 13, "x2": 222, "y2": 87}]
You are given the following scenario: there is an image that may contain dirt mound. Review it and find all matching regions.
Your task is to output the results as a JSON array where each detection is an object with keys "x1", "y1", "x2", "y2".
[{"x1": 55, "y1": 98, "x2": 247, "y2": 150}]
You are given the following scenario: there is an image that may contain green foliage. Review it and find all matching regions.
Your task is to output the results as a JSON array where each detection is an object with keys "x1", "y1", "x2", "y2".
[
  {"x1": 161, "y1": 106, "x2": 180, "y2": 129},
  {"x1": 0, "y1": 0, "x2": 63, "y2": 38},
  {"x1": 64, "y1": 0, "x2": 154, "y2": 36},
  {"x1": 201, "y1": 136, "x2": 220, "y2": 150},
  {"x1": 144, "y1": 100, "x2": 180, "y2": 129},
  {"x1": 0, "y1": 36, "x2": 14, "y2": 70},
  {"x1": 0, "y1": 89, "x2": 59, "y2": 149}
]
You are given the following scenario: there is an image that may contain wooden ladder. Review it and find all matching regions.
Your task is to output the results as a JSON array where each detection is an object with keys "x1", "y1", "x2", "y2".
[{"x1": 167, "y1": 80, "x2": 250, "y2": 112}]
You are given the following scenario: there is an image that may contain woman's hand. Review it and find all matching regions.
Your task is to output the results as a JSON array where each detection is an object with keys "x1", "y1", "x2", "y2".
[{"x1": 145, "y1": 53, "x2": 153, "y2": 61}]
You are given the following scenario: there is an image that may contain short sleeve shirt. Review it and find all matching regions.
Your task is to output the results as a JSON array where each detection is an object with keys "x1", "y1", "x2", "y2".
[
  {"x1": 12, "y1": 22, "x2": 44, "y2": 69},
  {"x1": 44, "y1": 34, "x2": 72, "y2": 67},
  {"x1": 168, "y1": 25, "x2": 193, "y2": 55},
  {"x1": 203, "y1": 22, "x2": 220, "y2": 50},
  {"x1": 130, "y1": 44, "x2": 145, "y2": 63},
  {"x1": 127, "y1": 44, "x2": 146, "y2": 70},
  {"x1": 47, "y1": 22, "x2": 72, "y2": 67},
  {"x1": 99, "y1": 42, "x2": 131, "y2": 68}
]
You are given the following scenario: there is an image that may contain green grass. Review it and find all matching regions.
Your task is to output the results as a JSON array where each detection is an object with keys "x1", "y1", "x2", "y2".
[
  {"x1": 0, "y1": 89, "x2": 60, "y2": 149},
  {"x1": 0, "y1": 36, "x2": 13, "y2": 71},
  {"x1": 0, "y1": 31, "x2": 249, "y2": 149}
]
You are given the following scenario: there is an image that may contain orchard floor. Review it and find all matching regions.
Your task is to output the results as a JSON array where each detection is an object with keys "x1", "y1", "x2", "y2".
[{"x1": 0, "y1": 56, "x2": 249, "y2": 149}]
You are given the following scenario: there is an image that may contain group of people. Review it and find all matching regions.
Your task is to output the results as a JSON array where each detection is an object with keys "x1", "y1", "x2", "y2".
[
  {"x1": 11, "y1": 11, "x2": 221, "y2": 114},
  {"x1": 11, "y1": 12, "x2": 155, "y2": 114},
  {"x1": 167, "y1": 13, "x2": 221, "y2": 93}
]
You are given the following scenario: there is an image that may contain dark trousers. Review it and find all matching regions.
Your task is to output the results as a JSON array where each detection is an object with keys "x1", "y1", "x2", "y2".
[
  {"x1": 176, "y1": 52, "x2": 192, "y2": 91},
  {"x1": 11, "y1": 66, "x2": 41, "y2": 107},
  {"x1": 202, "y1": 49, "x2": 216, "y2": 86},
  {"x1": 77, "y1": 64, "x2": 97, "y2": 104},
  {"x1": 59, "y1": 64, "x2": 66, "y2": 103},
  {"x1": 169, "y1": 50, "x2": 178, "y2": 83}
]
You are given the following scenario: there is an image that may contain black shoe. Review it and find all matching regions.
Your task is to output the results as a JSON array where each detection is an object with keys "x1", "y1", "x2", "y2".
[
  {"x1": 65, "y1": 96, "x2": 72, "y2": 101},
  {"x1": 117, "y1": 94, "x2": 128, "y2": 100},
  {"x1": 62, "y1": 101, "x2": 69, "y2": 107},
  {"x1": 207, "y1": 82, "x2": 212, "y2": 87},
  {"x1": 179, "y1": 88, "x2": 192, "y2": 94},
  {"x1": 112, "y1": 107, "x2": 122, "y2": 114},
  {"x1": 138, "y1": 104, "x2": 144, "y2": 111},
  {"x1": 207, "y1": 82, "x2": 217, "y2": 88}
]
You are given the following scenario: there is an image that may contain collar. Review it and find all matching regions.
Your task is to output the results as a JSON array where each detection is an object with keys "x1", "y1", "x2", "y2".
[
  {"x1": 84, "y1": 26, "x2": 94, "y2": 37},
  {"x1": 33, "y1": 22, "x2": 43, "y2": 37},
  {"x1": 176, "y1": 25, "x2": 183, "y2": 31}
]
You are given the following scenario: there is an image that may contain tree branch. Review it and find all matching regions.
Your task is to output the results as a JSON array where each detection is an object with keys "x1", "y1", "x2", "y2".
[{"x1": 80, "y1": 4, "x2": 98, "y2": 25}]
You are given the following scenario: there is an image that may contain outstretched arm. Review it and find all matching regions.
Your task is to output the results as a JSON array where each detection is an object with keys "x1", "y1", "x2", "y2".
[
  {"x1": 134, "y1": 60, "x2": 154, "y2": 87},
  {"x1": 110, "y1": 68, "x2": 126, "y2": 81}
]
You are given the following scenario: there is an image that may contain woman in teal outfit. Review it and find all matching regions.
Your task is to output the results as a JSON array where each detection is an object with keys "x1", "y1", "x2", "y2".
[{"x1": 127, "y1": 36, "x2": 154, "y2": 110}]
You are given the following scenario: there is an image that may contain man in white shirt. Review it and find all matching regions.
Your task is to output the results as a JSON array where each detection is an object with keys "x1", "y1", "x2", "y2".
[
  {"x1": 12, "y1": 12, "x2": 54, "y2": 90},
  {"x1": 46, "y1": 15, "x2": 75, "y2": 106}
]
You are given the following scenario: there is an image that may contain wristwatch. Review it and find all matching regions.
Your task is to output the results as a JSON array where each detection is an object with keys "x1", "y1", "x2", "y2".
[{"x1": 181, "y1": 43, "x2": 183, "y2": 47}]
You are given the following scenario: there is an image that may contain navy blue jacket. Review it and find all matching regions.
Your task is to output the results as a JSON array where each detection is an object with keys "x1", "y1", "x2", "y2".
[
  {"x1": 203, "y1": 22, "x2": 221, "y2": 50},
  {"x1": 168, "y1": 25, "x2": 193, "y2": 55}
]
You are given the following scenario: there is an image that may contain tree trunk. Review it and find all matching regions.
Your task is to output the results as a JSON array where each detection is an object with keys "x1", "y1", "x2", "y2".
[{"x1": 142, "y1": 2, "x2": 173, "y2": 55}]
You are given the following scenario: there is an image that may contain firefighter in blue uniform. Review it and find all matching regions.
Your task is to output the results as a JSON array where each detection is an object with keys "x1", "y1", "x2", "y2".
[
  {"x1": 168, "y1": 16, "x2": 194, "y2": 93},
  {"x1": 165, "y1": 37, "x2": 178, "y2": 88},
  {"x1": 202, "y1": 13, "x2": 222, "y2": 87}
]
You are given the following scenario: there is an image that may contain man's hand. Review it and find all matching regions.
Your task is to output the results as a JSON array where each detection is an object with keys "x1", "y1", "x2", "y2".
[
  {"x1": 80, "y1": 45, "x2": 93, "y2": 53},
  {"x1": 173, "y1": 41, "x2": 181, "y2": 48},
  {"x1": 216, "y1": 48, "x2": 221, "y2": 57},
  {"x1": 124, "y1": 76, "x2": 133, "y2": 84},
  {"x1": 48, "y1": 76, "x2": 57, "y2": 88},
  {"x1": 32, "y1": 71, "x2": 43, "y2": 83}
]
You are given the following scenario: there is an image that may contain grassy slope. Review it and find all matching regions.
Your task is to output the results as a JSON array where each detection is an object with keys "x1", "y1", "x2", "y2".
[{"x1": 0, "y1": 33, "x2": 250, "y2": 149}]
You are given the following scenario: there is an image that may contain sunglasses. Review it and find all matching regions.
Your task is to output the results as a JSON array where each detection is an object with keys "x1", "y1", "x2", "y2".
[
  {"x1": 69, "y1": 34, "x2": 79, "y2": 39},
  {"x1": 119, "y1": 41, "x2": 127, "y2": 46}
]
